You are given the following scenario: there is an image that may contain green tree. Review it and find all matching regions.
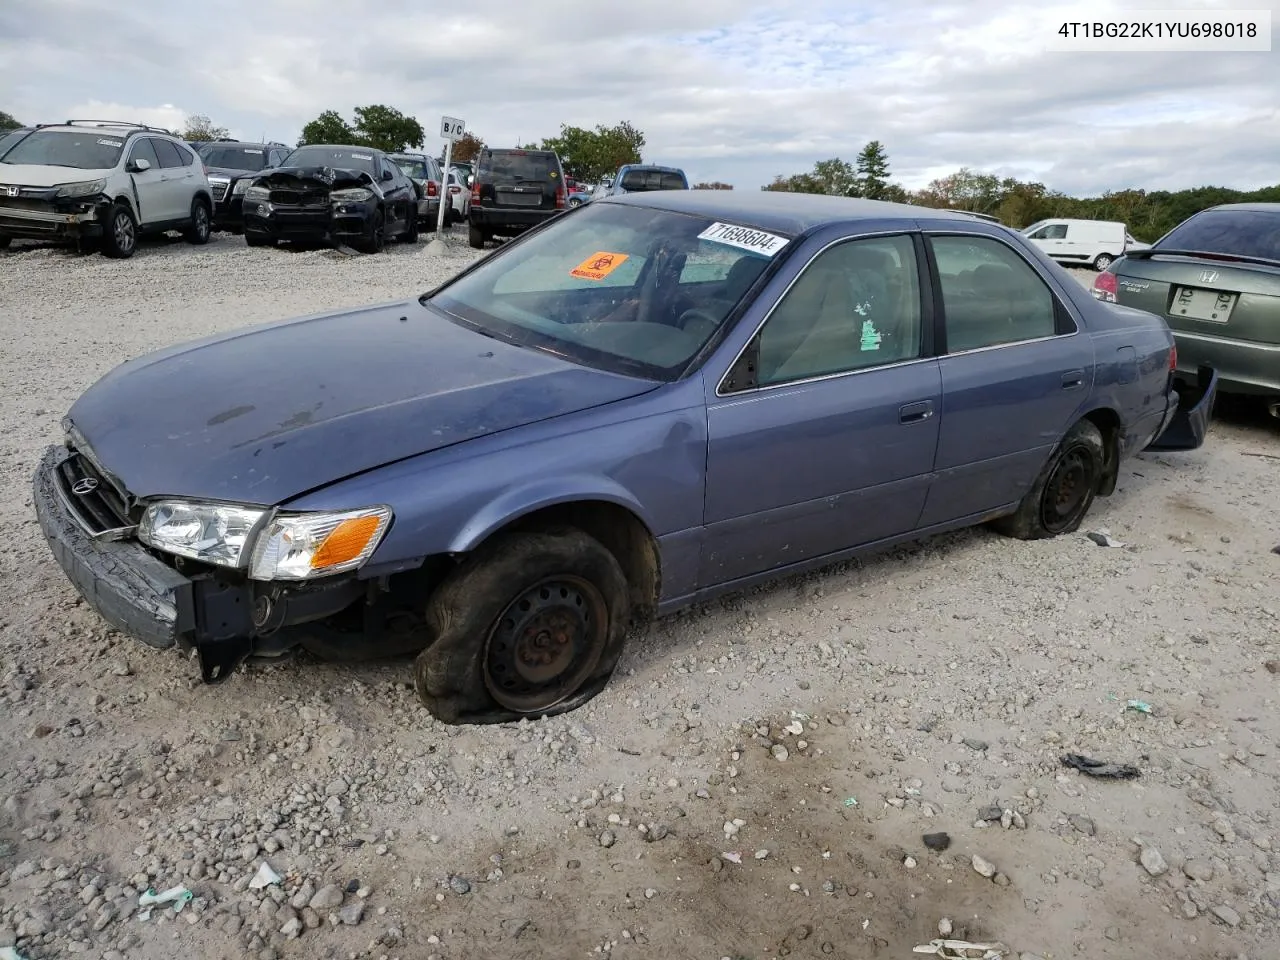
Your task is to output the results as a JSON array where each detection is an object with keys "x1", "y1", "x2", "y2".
[
  {"x1": 540, "y1": 120, "x2": 645, "y2": 182},
  {"x1": 352, "y1": 104, "x2": 424, "y2": 153},
  {"x1": 181, "y1": 114, "x2": 230, "y2": 141},
  {"x1": 761, "y1": 159, "x2": 856, "y2": 195},
  {"x1": 298, "y1": 109, "x2": 356, "y2": 146},
  {"x1": 0, "y1": 110, "x2": 22, "y2": 131},
  {"x1": 853, "y1": 140, "x2": 891, "y2": 199},
  {"x1": 694, "y1": 181, "x2": 733, "y2": 190}
]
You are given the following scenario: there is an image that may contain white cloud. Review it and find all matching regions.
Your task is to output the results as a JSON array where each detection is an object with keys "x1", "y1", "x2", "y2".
[
  {"x1": 1, "y1": 0, "x2": 1276, "y2": 194},
  {"x1": 62, "y1": 101, "x2": 189, "y2": 135}
]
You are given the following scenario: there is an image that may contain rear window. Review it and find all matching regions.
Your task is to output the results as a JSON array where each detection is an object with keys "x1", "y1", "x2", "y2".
[
  {"x1": 429, "y1": 201, "x2": 791, "y2": 379},
  {"x1": 620, "y1": 169, "x2": 688, "y2": 192},
  {"x1": 1, "y1": 130, "x2": 126, "y2": 170},
  {"x1": 1156, "y1": 209, "x2": 1280, "y2": 263},
  {"x1": 393, "y1": 157, "x2": 430, "y2": 179},
  {"x1": 480, "y1": 151, "x2": 559, "y2": 182},
  {"x1": 199, "y1": 145, "x2": 270, "y2": 171}
]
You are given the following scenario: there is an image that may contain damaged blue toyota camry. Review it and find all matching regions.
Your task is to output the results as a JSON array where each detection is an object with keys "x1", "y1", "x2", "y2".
[{"x1": 32, "y1": 191, "x2": 1217, "y2": 724}]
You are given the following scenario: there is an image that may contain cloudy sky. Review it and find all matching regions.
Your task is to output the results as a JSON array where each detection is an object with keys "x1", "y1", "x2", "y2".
[{"x1": 1, "y1": 0, "x2": 1275, "y2": 195}]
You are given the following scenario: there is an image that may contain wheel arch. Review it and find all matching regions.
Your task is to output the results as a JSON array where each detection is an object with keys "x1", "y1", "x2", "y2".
[
  {"x1": 450, "y1": 491, "x2": 661, "y2": 622},
  {"x1": 1079, "y1": 405, "x2": 1122, "y2": 496}
]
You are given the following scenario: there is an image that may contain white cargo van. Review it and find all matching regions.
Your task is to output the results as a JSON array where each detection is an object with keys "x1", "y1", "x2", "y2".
[{"x1": 1021, "y1": 218, "x2": 1142, "y2": 271}]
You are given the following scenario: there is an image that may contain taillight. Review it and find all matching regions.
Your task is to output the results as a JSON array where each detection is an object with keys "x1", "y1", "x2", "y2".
[
  {"x1": 426, "y1": 180, "x2": 438, "y2": 197},
  {"x1": 555, "y1": 184, "x2": 566, "y2": 209},
  {"x1": 1091, "y1": 271, "x2": 1118, "y2": 303},
  {"x1": 1169, "y1": 342, "x2": 1177, "y2": 371},
  {"x1": 471, "y1": 182, "x2": 481, "y2": 204}
]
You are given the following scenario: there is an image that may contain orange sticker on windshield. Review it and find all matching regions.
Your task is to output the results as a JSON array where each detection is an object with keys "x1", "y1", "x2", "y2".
[{"x1": 570, "y1": 252, "x2": 629, "y2": 281}]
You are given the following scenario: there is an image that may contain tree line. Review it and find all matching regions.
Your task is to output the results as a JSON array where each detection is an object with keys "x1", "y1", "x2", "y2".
[{"x1": 763, "y1": 141, "x2": 1280, "y2": 242}]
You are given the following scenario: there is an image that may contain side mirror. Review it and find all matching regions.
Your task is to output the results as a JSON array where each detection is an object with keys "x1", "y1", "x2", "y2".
[
  {"x1": 129, "y1": 158, "x2": 151, "y2": 172},
  {"x1": 382, "y1": 169, "x2": 394, "y2": 181}
]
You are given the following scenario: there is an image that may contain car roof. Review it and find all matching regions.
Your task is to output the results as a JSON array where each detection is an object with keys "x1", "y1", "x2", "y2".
[
  {"x1": 602, "y1": 190, "x2": 999, "y2": 235},
  {"x1": 619, "y1": 163, "x2": 684, "y2": 174},
  {"x1": 293, "y1": 143, "x2": 385, "y2": 155},
  {"x1": 1203, "y1": 202, "x2": 1280, "y2": 213}
]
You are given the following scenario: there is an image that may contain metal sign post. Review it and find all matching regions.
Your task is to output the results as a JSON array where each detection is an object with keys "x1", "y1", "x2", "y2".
[{"x1": 428, "y1": 116, "x2": 465, "y2": 255}]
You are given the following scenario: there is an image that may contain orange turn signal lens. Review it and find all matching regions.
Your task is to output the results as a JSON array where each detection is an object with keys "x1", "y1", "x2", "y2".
[{"x1": 310, "y1": 514, "x2": 383, "y2": 570}]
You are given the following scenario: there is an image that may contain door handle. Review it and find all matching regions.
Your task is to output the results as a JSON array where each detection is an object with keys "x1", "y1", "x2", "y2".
[
  {"x1": 1061, "y1": 370, "x2": 1085, "y2": 390},
  {"x1": 899, "y1": 400, "x2": 934, "y2": 424}
]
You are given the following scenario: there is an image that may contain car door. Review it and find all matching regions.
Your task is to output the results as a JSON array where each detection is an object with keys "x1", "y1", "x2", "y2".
[
  {"x1": 123, "y1": 137, "x2": 166, "y2": 225},
  {"x1": 149, "y1": 138, "x2": 194, "y2": 222},
  {"x1": 1029, "y1": 222, "x2": 1068, "y2": 259},
  {"x1": 915, "y1": 230, "x2": 1095, "y2": 526},
  {"x1": 702, "y1": 231, "x2": 942, "y2": 586}
]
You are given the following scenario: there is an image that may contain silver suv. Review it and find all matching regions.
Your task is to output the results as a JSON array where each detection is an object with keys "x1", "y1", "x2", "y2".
[{"x1": 0, "y1": 120, "x2": 214, "y2": 258}]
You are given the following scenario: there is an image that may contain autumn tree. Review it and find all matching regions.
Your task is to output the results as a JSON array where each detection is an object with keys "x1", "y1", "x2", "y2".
[
  {"x1": 451, "y1": 132, "x2": 484, "y2": 163},
  {"x1": 297, "y1": 105, "x2": 424, "y2": 152},
  {"x1": 181, "y1": 114, "x2": 229, "y2": 141},
  {"x1": 0, "y1": 110, "x2": 22, "y2": 131},
  {"x1": 694, "y1": 181, "x2": 733, "y2": 190}
]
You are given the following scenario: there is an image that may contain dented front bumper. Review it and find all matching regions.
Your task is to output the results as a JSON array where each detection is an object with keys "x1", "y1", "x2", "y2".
[
  {"x1": 0, "y1": 198, "x2": 104, "y2": 240},
  {"x1": 1145, "y1": 365, "x2": 1219, "y2": 452}
]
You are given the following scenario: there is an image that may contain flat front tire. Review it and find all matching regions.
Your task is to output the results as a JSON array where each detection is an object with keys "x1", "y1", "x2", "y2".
[
  {"x1": 413, "y1": 529, "x2": 630, "y2": 724},
  {"x1": 992, "y1": 419, "x2": 1106, "y2": 540}
]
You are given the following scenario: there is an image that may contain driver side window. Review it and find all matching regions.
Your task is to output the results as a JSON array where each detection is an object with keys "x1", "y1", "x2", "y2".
[
  {"x1": 128, "y1": 138, "x2": 160, "y2": 170},
  {"x1": 754, "y1": 234, "x2": 923, "y2": 387}
]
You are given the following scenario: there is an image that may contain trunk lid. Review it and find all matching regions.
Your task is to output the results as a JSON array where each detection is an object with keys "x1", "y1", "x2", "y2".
[{"x1": 1112, "y1": 253, "x2": 1280, "y2": 345}]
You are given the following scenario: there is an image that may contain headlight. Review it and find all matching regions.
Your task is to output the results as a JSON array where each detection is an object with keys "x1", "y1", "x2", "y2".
[
  {"x1": 249, "y1": 506, "x2": 392, "y2": 581},
  {"x1": 138, "y1": 500, "x2": 266, "y2": 568},
  {"x1": 244, "y1": 185, "x2": 270, "y2": 201},
  {"x1": 330, "y1": 187, "x2": 373, "y2": 202},
  {"x1": 56, "y1": 179, "x2": 107, "y2": 198},
  {"x1": 232, "y1": 178, "x2": 252, "y2": 195}
]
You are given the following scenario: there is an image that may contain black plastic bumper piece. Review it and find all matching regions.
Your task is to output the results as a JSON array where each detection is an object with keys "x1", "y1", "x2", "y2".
[
  {"x1": 33, "y1": 445, "x2": 192, "y2": 649},
  {"x1": 1146, "y1": 364, "x2": 1219, "y2": 452}
]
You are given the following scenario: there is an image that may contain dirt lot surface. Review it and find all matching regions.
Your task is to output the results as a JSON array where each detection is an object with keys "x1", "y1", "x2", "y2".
[{"x1": 1, "y1": 231, "x2": 1278, "y2": 960}]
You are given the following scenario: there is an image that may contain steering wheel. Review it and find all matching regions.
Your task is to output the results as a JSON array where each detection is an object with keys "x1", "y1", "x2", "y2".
[{"x1": 676, "y1": 307, "x2": 721, "y2": 336}]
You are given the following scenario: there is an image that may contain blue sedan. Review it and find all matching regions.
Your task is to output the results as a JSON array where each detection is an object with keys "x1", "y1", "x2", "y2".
[{"x1": 32, "y1": 191, "x2": 1216, "y2": 723}]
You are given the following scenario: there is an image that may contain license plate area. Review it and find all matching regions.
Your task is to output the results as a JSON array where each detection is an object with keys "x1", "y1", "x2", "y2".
[{"x1": 1169, "y1": 286, "x2": 1236, "y2": 323}]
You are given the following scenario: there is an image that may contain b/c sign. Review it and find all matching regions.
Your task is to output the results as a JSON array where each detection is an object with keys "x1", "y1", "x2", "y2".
[{"x1": 440, "y1": 116, "x2": 466, "y2": 140}]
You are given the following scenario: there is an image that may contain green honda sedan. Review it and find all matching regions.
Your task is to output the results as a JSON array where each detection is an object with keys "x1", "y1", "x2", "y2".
[{"x1": 1092, "y1": 203, "x2": 1280, "y2": 416}]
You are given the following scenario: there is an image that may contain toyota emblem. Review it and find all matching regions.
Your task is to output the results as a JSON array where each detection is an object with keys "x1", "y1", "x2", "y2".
[{"x1": 71, "y1": 477, "x2": 99, "y2": 496}]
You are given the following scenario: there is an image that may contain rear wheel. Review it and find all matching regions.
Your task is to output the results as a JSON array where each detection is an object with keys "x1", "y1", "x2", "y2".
[
  {"x1": 468, "y1": 222, "x2": 486, "y2": 249},
  {"x1": 1093, "y1": 253, "x2": 1114, "y2": 271},
  {"x1": 183, "y1": 198, "x2": 212, "y2": 245},
  {"x1": 400, "y1": 208, "x2": 420, "y2": 243},
  {"x1": 101, "y1": 203, "x2": 138, "y2": 259},
  {"x1": 413, "y1": 529, "x2": 630, "y2": 724},
  {"x1": 992, "y1": 419, "x2": 1105, "y2": 540}
]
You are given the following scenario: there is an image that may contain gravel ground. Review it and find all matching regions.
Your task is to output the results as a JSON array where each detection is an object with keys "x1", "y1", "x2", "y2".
[{"x1": 1, "y1": 230, "x2": 1278, "y2": 960}]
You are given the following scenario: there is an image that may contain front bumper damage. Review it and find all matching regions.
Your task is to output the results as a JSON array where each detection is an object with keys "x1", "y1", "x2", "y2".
[
  {"x1": 0, "y1": 191, "x2": 106, "y2": 241},
  {"x1": 242, "y1": 166, "x2": 381, "y2": 244},
  {"x1": 32, "y1": 444, "x2": 365, "y2": 683},
  {"x1": 1145, "y1": 364, "x2": 1219, "y2": 452}
]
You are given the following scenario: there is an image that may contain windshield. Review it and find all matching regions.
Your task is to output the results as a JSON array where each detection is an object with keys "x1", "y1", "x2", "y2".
[
  {"x1": 429, "y1": 202, "x2": 789, "y2": 379},
  {"x1": 0, "y1": 128, "x2": 31, "y2": 159},
  {"x1": 1, "y1": 130, "x2": 125, "y2": 169},
  {"x1": 393, "y1": 157, "x2": 430, "y2": 179},
  {"x1": 199, "y1": 145, "x2": 271, "y2": 170},
  {"x1": 283, "y1": 147, "x2": 377, "y2": 174},
  {"x1": 1155, "y1": 208, "x2": 1280, "y2": 263}
]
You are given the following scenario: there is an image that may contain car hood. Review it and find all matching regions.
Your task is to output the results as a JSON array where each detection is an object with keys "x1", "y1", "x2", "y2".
[
  {"x1": 0, "y1": 163, "x2": 115, "y2": 187},
  {"x1": 206, "y1": 164, "x2": 260, "y2": 179},
  {"x1": 65, "y1": 300, "x2": 661, "y2": 505},
  {"x1": 249, "y1": 166, "x2": 377, "y2": 191}
]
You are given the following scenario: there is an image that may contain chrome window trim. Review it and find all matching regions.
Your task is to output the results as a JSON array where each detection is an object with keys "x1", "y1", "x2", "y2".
[{"x1": 714, "y1": 229, "x2": 925, "y2": 398}]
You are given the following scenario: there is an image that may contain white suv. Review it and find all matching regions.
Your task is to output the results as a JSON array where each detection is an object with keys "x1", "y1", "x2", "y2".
[{"x1": 0, "y1": 120, "x2": 214, "y2": 258}]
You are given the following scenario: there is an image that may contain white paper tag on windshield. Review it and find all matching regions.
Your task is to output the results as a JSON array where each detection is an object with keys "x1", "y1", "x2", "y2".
[
  {"x1": 244, "y1": 149, "x2": 262, "y2": 154},
  {"x1": 698, "y1": 222, "x2": 789, "y2": 257},
  {"x1": 97, "y1": 138, "x2": 123, "y2": 147},
  {"x1": 350, "y1": 153, "x2": 372, "y2": 160}
]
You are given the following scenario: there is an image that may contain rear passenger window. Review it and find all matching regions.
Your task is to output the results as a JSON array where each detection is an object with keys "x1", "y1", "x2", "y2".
[
  {"x1": 755, "y1": 234, "x2": 922, "y2": 386},
  {"x1": 931, "y1": 235, "x2": 1060, "y2": 352},
  {"x1": 151, "y1": 138, "x2": 186, "y2": 168}
]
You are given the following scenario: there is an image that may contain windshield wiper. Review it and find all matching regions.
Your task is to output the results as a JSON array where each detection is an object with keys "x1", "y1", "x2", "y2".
[{"x1": 1126, "y1": 248, "x2": 1280, "y2": 269}]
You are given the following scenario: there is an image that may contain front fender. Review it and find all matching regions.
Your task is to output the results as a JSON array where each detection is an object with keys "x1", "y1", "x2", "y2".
[{"x1": 446, "y1": 475, "x2": 656, "y2": 552}]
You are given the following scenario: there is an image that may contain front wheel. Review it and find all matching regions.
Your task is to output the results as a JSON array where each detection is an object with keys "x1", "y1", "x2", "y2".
[
  {"x1": 400, "y1": 209, "x2": 419, "y2": 243},
  {"x1": 992, "y1": 419, "x2": 1105, "y2": 540},
  {"x1": 0, "y1": 235, "x2": 11, "y2": 250},
  {"x1": 1093, "y1": 253, "x2": 1114, "y2": 271},
  {"x1": 184, "y1": 198, "x2": 212, "y2": 245},
  {"x1": 413, "y1": 529, "x2": 630, "y2": 724},
  {"x1": 356, "y1": 209, "x2": 386, "y2": 254},
  {"x1": 245, "y1": 233, "x2": 274, "y2": 248},
  {"x1": 101, "y1": 203, "x2": 138, "y2": 259}
]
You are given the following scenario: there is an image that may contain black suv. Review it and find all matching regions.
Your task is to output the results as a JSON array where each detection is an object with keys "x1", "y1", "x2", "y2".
[
  {"x1": 197, "y1": 140, "x2": 291, "y2": 231},
  {"x1": 468, "y1": 148, "x2": 566, "y2": 249}
]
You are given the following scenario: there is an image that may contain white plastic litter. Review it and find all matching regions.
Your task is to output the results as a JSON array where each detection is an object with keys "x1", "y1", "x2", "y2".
[
  {"x1": 137, "y1": 883, "x2": 193, "y2": 920},
  {"x1": 912, "y1": 939, "x2": 1010, "y2": 959},
  {"x1": 249, "y1": 861, "x2": 282, "y2": 889},
  {"x1": 2, "y1": 947, "x2": 30, "y2": 960}
]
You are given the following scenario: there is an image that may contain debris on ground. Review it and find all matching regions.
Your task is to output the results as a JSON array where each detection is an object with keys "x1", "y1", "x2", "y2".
[
  {"x1": 1125, "y1": 699, "x2": 1153, "y2": 714},
  {"x1": 912, "y1": 938, "x2": 1010, "y2": 958},
  {"x1": 248, "y1": 861, "x2": 282, "y2": 889},
  {"x1": 1086, "y1": 529, "x2": 1125, "y2": 547},
  {"x1": 1061, "y1": 753, "x2": 1142, "y2": 779},
  {"x1": 922, "y1": 832, "x2": 952, "y2": 851}
]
